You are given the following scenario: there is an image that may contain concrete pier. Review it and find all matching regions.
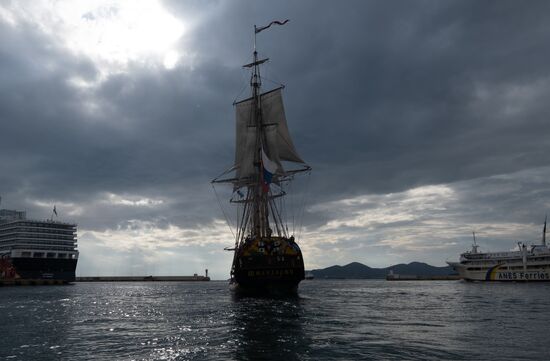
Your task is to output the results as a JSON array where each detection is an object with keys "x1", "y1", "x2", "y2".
[
  {"x1": 0, "y1": 279, "x2": 67, "y2": 286},
  {"x1": 386, "y1": 274, "x2": 460, "y2": 281},
  {"x1": 1, "y1": 275, "x2": 210, "y2": 286},
  {"x1": 76, "y1": 275, "x2": 210, "y2": 282}
]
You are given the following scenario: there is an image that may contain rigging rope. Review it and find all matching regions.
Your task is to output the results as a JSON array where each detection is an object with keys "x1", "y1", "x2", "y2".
[
  {"x1": 233, "y1": 65, "x2": 254, "y2": 104},
  {"x1": 278, "y1": 184, "x2": 288, "y2": 237},
  {"x1": 261, "y1": 61, "x2": 286, "y2": 89},
  {"x1": 296, "y1": 170, "x2": 312, "y2": 242},
  {"x1": 211, "y1": 184, "x2": 236, "y2": 240},
  {"x1": 261, "y1": 75, "x2": 285, "y2": 89}
]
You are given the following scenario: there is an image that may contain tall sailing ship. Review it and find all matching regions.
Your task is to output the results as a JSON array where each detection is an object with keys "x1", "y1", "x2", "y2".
[
  {"x1": 448, "y1": 219, "x2": 550, "y2": 281},
  {"x1": 213, "y1": 22, "x2": 311, "y2": 294},
  {"x1": 0, "y1": 208, "x2": 78, "y2": 283}
]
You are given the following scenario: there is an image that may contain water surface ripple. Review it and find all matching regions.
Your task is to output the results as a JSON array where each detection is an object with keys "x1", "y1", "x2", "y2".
[{"x1": 1, "y1": 280, "x2": 549, "y2": 360}]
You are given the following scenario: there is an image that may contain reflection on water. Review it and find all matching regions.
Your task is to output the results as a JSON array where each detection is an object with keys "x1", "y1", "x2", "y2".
[
  {"x1": 451, "y1": 282, "x2": 550, "y2": 361},
  {"x1": 0, "y1": 284, "x2": 77, "y2": 360},
  {"x1": 1, "y1": 280, "x2": 550, "y2": 360},
  {"x1": 230, "y1": 294, "x2": 310, "y2": 360}
]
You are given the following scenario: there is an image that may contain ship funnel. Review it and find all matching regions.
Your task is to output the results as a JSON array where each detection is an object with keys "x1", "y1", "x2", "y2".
[{"x1": 471, "y1": 231, "x2": 479, "y2": 253}]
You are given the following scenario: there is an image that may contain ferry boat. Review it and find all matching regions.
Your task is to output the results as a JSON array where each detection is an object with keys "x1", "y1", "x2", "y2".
[
  {"x1": 212, "y1": 21, "x2": 311, "y2": 295},
  {"x1": 0, "y1": 208, "x2": 78, "y2": 283},
  {"x1": 447, "y1": 220, "x2": 550, "y2": 281}
]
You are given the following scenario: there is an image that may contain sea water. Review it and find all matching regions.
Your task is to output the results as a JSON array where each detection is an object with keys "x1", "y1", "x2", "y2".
[{"x1": 1, "y1": 280, "x2": 549, "y2": 360}]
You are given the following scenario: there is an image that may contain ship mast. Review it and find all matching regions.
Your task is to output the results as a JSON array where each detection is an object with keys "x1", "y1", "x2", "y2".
[
  {"x1": 209, "y1": 21, "x2": 314, "y2": 282},
  {"x1": 212, "y1": 21, "x2": 311, "y2": 269},
  {"x1": 250, "y1": 25, "x2": 269, "y2": 240}
]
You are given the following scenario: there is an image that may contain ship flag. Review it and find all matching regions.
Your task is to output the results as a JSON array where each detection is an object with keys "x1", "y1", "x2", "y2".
[
  {"x1": 261, "y1": 148, "x2": 277, "y2": 193},
  {"x1": 255, "y1": 20, "x2": 289, "y2": 34}
]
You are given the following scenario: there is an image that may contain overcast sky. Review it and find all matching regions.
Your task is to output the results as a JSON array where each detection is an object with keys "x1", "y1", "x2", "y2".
[{"x1": 1, "y1": 1, "x2": 550, "y2": 279}]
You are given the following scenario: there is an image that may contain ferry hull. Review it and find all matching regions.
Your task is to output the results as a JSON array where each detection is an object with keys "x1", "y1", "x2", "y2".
[
  {"x1": 448, "y1": 262, "x2": 550, "y2": 282},
  {"x1": 1, "y1": 257, "x2": 77, "y2": 283}
]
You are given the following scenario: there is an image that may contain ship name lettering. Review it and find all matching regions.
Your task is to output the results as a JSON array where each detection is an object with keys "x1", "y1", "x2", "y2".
[
  {"x1": 497, "y1": 271, "x2": 549, "y2": 280},
  {"x1": 247, "y1": 269, "x2": 297, "y2": 277}
]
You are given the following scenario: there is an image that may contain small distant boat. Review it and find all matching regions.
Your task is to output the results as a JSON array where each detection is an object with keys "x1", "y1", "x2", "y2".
[
  {"x1": 305, "y1": 272, "x2": 314, "y2": 280},
  {"x1": 447, "y1": 218, "x2": 550, "y2": 281},
  {"x1": 386, "y1": 269, "x2": 460, "y2": 281}
]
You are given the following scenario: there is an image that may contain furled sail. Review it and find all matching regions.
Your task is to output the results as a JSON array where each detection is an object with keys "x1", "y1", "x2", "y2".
[{"x1": 234, "y1": 87, "x2": 304, "y2": 181}]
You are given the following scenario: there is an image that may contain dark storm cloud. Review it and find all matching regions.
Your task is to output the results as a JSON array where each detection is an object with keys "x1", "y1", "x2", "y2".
[
  {"x1": 163, "y1": 0, "x2": 550, "y2": 202},
  {"x1": 2, "y1": 0, "x2": 550, "y2": 275},
  {"x1": 0, "y1": 14, "x2": 237, "y2": 229},
  {"x1": 282, "y1": 1, "x2": 550, "y2": 198}
]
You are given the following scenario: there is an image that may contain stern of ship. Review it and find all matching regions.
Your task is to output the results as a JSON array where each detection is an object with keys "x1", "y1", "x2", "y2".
[{"x1": 232, "y1": 236, "x2": 305, "y2": 295}]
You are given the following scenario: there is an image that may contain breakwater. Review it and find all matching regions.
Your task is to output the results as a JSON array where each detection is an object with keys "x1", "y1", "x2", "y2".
[
  {"x1": 386, "y1": 274, "x2": 460, "y2": 281},
  {"x1": 0, "y1": 279, "x2": 67, "y2": 286},
  {"x1": 0, "y1": 275, "x2": 210, "y2": 286},
  {"x1": 76, "y1": 275, "x2": 210, "y2": 282}
]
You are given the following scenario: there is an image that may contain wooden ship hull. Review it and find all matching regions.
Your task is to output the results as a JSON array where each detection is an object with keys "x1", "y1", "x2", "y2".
[{"x1": 231, "y1": 236, "x2": 305, "y2": 294}]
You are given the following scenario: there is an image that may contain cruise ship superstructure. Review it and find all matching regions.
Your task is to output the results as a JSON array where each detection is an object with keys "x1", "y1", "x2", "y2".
[
  {"x1": 0, "y1": 209, "x2": 78, "y2": 282},
  {"x1": 448, "y1": 221, "x2": 550, "y2": 281}
]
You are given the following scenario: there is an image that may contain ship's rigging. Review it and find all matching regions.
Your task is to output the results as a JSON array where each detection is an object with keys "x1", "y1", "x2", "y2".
[{"x1": 212, "y1": 21, "x2": 310, "y2": 286}]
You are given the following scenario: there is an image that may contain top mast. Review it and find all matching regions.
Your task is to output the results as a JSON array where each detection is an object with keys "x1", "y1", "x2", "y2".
[
  {"x1": 252, "y1": 24, "x2": 264, "y2": 239},
  {"x1": 249, "y1": 21, "x2": 289, "y2": 239},
  {"x1": 239, "y1": 21, "x2": 292, "y2": 240}
]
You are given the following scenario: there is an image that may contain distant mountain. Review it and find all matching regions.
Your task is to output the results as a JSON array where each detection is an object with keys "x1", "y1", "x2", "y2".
[{"x1": 309, "y1": 261, "x2": 455, "y2": 279}]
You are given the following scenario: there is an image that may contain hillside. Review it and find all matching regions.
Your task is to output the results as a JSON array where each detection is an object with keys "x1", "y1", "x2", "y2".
[{"x1": 310, "y1": 261, "x2": 455, "y2": 279}]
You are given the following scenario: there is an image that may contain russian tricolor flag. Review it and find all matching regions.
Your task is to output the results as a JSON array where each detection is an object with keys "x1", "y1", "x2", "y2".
[{"x1": 261, "y1": 148, "x2": 277, "y2": 193}]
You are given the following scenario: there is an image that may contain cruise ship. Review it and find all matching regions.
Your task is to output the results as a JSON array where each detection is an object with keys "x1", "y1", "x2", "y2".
[
  {"x1": 448, "y1": 221, "x2": 550, "y2": 282},
  {"x1": 0, "y1": 209, "x2": 78, "y2": 282}
]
